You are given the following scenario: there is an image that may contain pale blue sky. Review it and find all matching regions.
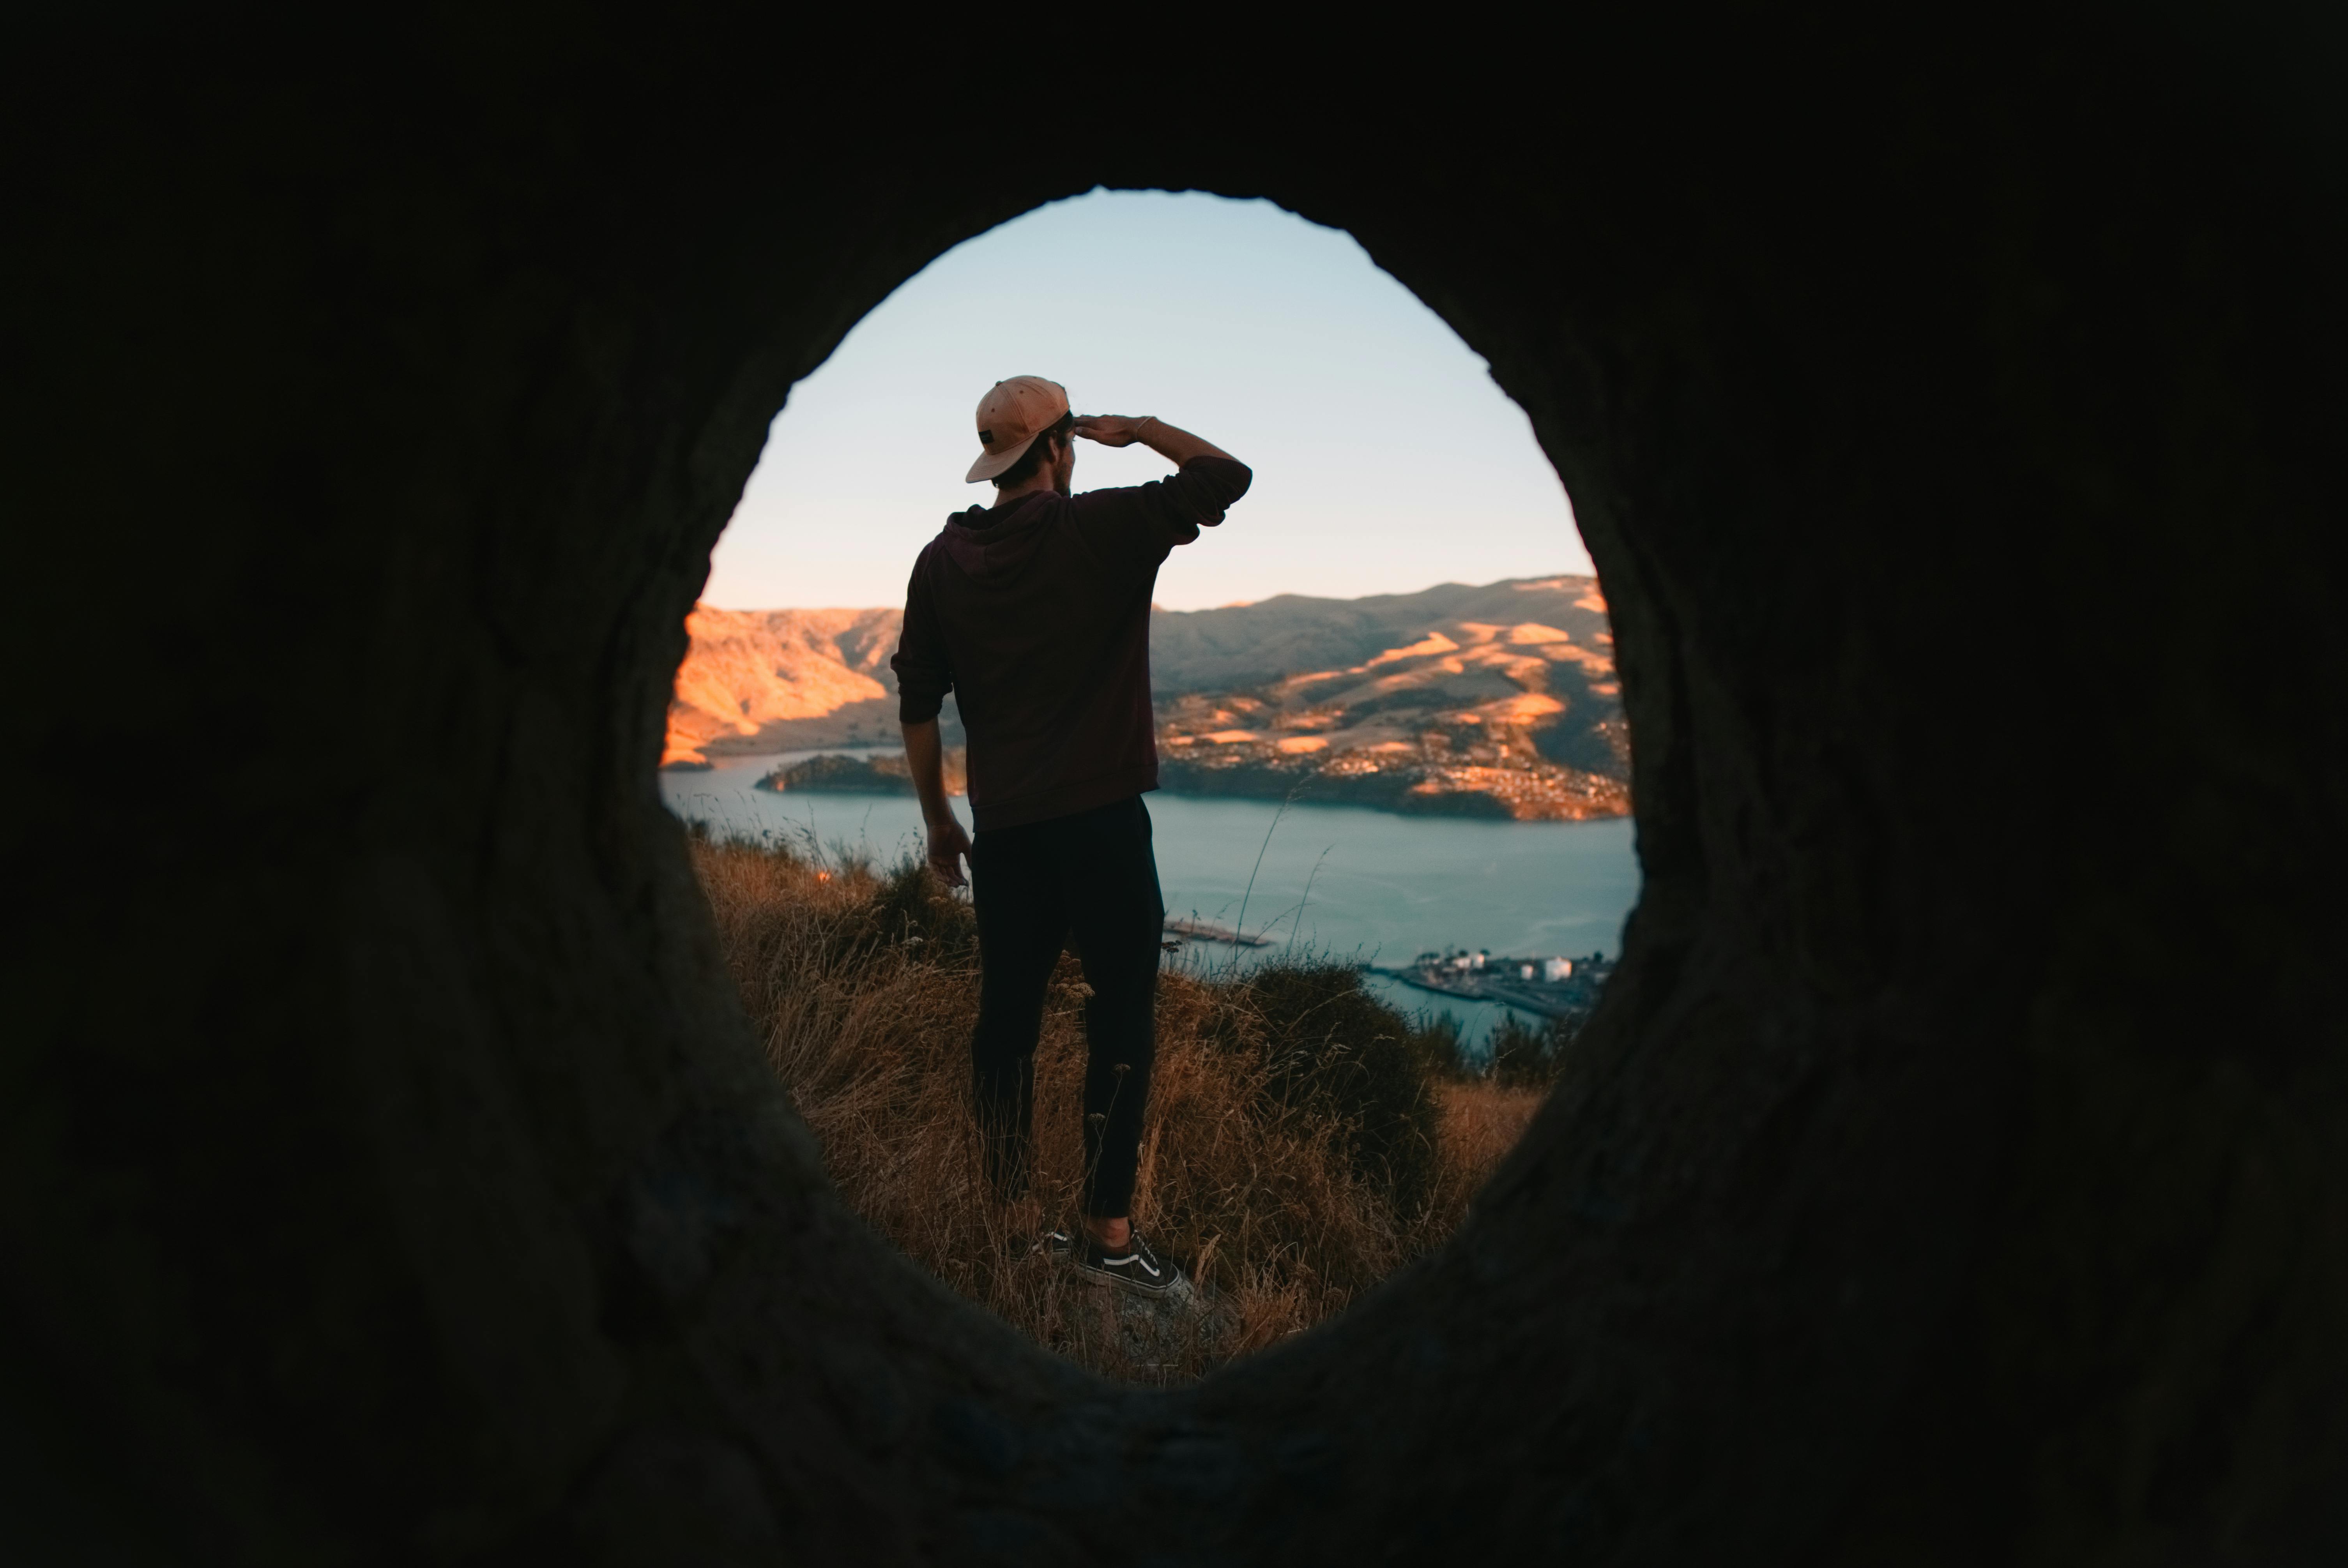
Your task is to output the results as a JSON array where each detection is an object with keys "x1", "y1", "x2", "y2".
[{"x1": 704, "y1": 191, "x2": 1588, "y2": 611}]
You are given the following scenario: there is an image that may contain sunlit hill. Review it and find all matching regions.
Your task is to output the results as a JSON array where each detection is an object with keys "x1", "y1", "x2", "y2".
[{"x1": 665, "y1": 575, "x2": 1627, "y2": 821}]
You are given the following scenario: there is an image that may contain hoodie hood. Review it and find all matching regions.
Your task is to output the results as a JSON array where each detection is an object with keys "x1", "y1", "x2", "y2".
[{"x1": 939, "y1": 490, "x2": 1058, "y2": 583}]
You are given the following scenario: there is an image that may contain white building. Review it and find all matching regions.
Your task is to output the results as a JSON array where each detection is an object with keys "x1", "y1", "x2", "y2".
[{"x1": 1543, "y1": 957, "x2": 1574, "y2": 982}]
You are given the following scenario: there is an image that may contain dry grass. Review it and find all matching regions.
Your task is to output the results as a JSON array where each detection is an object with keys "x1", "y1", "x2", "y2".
[
  {"x1": 1433, "y1": 1078, "x2": 1545, "y2": 1180},
  {"x1": 690, "y1": 832, "x2": 1542, "y2": 1383}
]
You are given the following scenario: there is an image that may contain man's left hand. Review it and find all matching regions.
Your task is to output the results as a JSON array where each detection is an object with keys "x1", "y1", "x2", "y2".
[
  {"x1": 925, "y1": 818, "x2": 972, "y2": 889},
  {"x1": 1073, "y1": 414, "x2": 1147, "y2": 448}
]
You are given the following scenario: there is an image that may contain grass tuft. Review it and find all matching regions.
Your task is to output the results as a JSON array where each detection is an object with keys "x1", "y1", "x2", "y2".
[{"x1": 690, "y1": 833, "x2": 1540, "y2": 1383}]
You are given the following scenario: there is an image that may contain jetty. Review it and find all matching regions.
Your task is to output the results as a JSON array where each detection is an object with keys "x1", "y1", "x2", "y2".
[{"x1": 1162, "y1": 917, "x2": 1274, "y2": 949}]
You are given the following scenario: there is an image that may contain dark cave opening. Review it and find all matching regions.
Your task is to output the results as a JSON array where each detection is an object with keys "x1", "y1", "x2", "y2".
[{"x1": 10, "y1": 17, "x2": 2345, "y2": 1563}]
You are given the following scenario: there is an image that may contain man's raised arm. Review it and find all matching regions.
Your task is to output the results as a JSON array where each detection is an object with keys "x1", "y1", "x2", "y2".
[{"x1": 1073, "y1": 415, "x2": 1237, "y2": 467}]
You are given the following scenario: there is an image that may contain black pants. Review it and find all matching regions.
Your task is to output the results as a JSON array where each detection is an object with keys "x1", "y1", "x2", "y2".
[{"x1": 968, "y1": 795, "x2": 1164, "y2": 1219}]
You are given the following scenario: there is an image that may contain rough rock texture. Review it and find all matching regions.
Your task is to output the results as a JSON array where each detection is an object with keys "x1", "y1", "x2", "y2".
[{"x1": 6, "y1": 12, "x2": 2344, "y2": 1565}]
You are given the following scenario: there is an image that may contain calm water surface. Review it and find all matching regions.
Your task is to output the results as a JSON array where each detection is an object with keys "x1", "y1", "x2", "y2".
[{"x1": 663, "y1": 751, "x2": 1641, "y2": 1043}]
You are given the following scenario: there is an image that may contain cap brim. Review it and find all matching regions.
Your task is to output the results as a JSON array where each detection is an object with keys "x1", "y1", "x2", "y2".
[{"x1": 964, "y1": 431, "x2": 1038, "y2": 484}]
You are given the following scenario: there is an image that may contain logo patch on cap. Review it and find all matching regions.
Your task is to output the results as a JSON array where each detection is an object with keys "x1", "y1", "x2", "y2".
[{"x1": 979, "y1": 429, "x2": 994, "y2": 445}]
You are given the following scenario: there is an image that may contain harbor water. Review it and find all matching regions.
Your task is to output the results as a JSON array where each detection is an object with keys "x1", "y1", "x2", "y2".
[{"x1": 663, "y1": 750, "x2": 1641, "y2": 1047}]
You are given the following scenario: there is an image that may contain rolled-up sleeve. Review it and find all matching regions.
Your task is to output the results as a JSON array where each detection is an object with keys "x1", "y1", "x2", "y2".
[
  {"x1": 1157, "y1": 455, "x2": 1253, "y2": 531},
  {"x1": 1074, "y1": 455, "x2": 1254, "y2": 570},
  {"x1": 889, "y1": 559, "x2": 952, "y2": 722}
]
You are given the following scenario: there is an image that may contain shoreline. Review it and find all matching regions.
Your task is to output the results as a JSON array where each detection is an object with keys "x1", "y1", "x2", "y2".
[{"x1": 666, "y1": 746, "x2": 1631, "y2": 825}]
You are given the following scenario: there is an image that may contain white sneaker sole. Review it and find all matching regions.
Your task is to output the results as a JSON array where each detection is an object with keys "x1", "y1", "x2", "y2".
[{"x1": 1071, "y1": 1257, "x2": 1181, "y2": 1298}]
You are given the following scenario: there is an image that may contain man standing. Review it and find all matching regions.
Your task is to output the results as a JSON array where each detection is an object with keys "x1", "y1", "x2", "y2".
[{"x1": 891, "y1": 375, "x2": 1250, "y2": 1298}]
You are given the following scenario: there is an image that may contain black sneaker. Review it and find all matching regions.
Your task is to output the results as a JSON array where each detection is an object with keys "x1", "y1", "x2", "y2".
[
  {"x1": 1071, "y1": 1229, "x2": 1182, "y2": 1298},
  {"x1": 1030, "y1": 1226, "x2": 1075, "y2": 1259}
]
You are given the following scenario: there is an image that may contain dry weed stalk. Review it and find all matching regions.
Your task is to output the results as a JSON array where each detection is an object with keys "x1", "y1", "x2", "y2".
[{"x1": 690, "y1": 832, "x2": 1537, "y2": 1383}]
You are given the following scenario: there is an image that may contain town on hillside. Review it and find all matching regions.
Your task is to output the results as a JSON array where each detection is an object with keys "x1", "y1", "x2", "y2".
[{"x1": 1371, "y1": 946, "x2": 1618, "y2": 1025}]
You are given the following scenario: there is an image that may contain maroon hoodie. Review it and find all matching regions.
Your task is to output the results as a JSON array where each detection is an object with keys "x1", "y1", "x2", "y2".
[{"x1": 891, "y1": 456, "x2": 1252, "y2": 832}]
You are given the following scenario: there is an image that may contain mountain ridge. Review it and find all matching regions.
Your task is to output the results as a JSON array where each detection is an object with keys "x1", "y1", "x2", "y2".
[{"x1": 665, "y1": 575, "x2": 1627, "y2": 820}]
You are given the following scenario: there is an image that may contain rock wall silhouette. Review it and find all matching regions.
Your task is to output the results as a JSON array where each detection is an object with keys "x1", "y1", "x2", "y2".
[{"x1": 7, "y1": 13, "x2": 2343, "y2": 1563}]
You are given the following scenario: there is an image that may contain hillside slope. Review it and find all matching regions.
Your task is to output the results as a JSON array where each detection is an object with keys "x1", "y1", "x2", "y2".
[
  {"x1": 1152, "y1": 576, "x2": 1607, "y2": 694},
  {"x1": 1152, "y1": 576, "x2": 1624, "y2": 819},
  {"x1": 661, "y1": 605, "x2": 905, "y2": 765}
]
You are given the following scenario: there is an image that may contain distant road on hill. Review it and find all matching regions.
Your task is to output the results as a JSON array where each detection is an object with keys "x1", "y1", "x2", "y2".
[{"x1": 665, "y1": 575, "x2": 1626, "y2": 821}]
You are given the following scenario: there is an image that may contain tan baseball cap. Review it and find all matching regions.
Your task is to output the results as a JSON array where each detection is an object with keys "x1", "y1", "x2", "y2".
[{"x1": 965, "y1": 375, "x2": 1070, "y2": 483}]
